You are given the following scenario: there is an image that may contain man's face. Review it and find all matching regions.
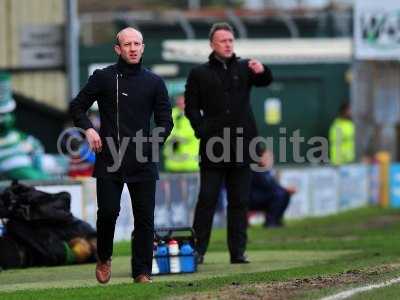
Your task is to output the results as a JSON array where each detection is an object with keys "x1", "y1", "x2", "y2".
[
  {"x1": 114, "y1": 29, "x2": 144, "y2": 64},
  {"x1": 210, "y1": 30, "x2": 234, "y2": 59},
  {"x1": 175, "y1": 96, "x2": 185, "y2": 111},
  {"x1": 258, "y1": 151, "x2": 274, "y2": 169}
]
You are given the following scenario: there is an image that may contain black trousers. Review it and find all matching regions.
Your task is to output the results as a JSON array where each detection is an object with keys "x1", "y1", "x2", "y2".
[
  {"x1": 250, "y1": 191, "x2": 290, "y2": 226},
  {"x1": 193, "y1": 166, "x2": 251, "y2": 258},
  {"x1": 96, "y1": 178, "x2": 156, "y2": 278}
]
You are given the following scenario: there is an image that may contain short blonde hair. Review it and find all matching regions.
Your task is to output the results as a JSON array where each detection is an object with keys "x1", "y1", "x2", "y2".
[
  {"x1": 115, "y1": 27, "x2": 143, "y2": 45},
  {"x1": 209, "y1": 22, "x2": 234, "y2": 41}
]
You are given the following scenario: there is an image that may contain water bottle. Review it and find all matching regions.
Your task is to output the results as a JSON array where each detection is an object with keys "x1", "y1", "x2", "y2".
[
  {"x1": 151, "y1": 243, "x2": 160, "y2": 275},
  {"x1": 156, "y1": 241, "x2": 169, "y2": 274},
  {"x1": 168, "y1": 239, "x2": 180, "y2": 273},
  {"x1": 180, "y1": 241, "x2": 195, "y2": 273}
]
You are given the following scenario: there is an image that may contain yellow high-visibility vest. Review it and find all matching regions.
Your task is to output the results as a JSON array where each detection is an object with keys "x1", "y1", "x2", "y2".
[
  {"x1": 163, "y1": 107, "x2": 199, "y2": 172},
  {"x1": 329, "y1": 117, "x2": 355, "y2": 165}
]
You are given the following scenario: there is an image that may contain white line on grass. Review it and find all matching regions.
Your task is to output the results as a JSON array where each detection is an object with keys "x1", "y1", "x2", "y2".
[{"x1": 320, "y1": 276, "x2": 400, "y2": 300}]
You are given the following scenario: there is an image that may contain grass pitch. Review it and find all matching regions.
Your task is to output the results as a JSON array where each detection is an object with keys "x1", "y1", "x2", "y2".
[{"x1": 0, "y1": 206, "x2": 399, "y2": 300}]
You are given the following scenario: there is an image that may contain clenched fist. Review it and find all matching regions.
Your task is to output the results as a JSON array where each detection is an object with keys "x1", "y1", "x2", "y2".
[{"x1": 248, "y1": 59, "x2": 264, "y2": 74}]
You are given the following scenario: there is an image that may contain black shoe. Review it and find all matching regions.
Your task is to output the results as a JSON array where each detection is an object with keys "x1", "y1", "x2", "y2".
[
  {"x1": 263, "y1": 222, "x2": 283, "y2": 228},
  {"x1": 196, "y1": 253, "x2": 204, "y2": 264},
  {"x1": 230, "y1": 255, "x2": 250, "y2": 264}
]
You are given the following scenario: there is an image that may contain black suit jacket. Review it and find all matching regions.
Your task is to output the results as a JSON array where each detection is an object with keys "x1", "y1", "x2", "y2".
[{"x1": 184, "y1": 53, "x2": 273, "y2": 167}]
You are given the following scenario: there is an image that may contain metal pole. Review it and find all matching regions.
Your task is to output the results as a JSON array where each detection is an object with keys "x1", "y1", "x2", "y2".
[
  {"x1": 176, "y1": 11, "x2": 196, "y2": 39},
  {"x1": 226, "y1": 9, "x2": 247, "y2": 39},
  {"x1": 66, "y1": 0, "x2": 80, "y2": 101},
  {"x1": 188, "y1": 0, "x2": 200, "y2": 10}
]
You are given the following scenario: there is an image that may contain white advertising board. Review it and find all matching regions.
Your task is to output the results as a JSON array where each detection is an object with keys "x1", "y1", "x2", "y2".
[
  {"x1": 309, "y1": 168, "x2": 339, "y2": 216},
  {"x1": 338, "y1": 164, "x2": 369, "y2": 210},
  {"x1": 354, "y1": 0, "x2": 400, "y2": 60},
  {"x1": 280, "y1": 169, "x2": 311, "y2": 219}
]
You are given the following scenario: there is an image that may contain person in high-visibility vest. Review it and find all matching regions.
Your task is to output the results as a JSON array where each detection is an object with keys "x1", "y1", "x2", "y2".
[
  {"x1": 329, "y1": 102, "x2": 355, "y2": 165},
  {"x1": 163, "y1": 95, "x2": 199, "y2": 172}
]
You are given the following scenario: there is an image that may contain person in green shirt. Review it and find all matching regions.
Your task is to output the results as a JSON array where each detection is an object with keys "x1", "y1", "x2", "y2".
[
  {"x1": 329, "y1": 102, "x2": 355, "y2": 165},
  {"x1": 0, "y1": 72, "x2": 52, "y2": 180},
  {"x1": 0, "y1": 113, "x2": 49, "y2": 180}
]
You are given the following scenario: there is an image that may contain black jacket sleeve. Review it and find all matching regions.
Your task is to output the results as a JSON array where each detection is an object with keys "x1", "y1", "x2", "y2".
[
  {"x1": 153, "y1": 78, "x2": 173, "y2": 145},
  {"x1": 184, "y1": 69, "x2": 205, "y2": 139},
  {"x1": 69, "y1": 70, "x2": 102, "y2": 130},
  {"x1": 248, "y1": 62, "x2": 273, "y2": 87}
]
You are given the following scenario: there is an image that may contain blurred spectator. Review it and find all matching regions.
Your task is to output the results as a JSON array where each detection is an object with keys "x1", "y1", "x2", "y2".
[
  {"x1": 249, "y1": 149, "x2": 296, "y2": 228},
  {"x1": 0, "y1": 72, "x2": 67, "y2": 180},
  {"x1": 163, "y1": 95, "x2": 199, "y2": 172},
  {"x1": 0, "y1": 112, "x2": 49, "y2": 180},
  {"x1": 329, "y1": 102, "x2": 355, "y2": 165}
]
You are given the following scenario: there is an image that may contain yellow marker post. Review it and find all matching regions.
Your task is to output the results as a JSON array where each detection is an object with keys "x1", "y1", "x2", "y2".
[{"x1": 375, "y1": 151, "x2": 391, "y2": 208}]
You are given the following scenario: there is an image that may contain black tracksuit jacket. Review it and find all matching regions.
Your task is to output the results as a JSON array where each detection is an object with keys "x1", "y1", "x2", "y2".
[{"x1": 70, "y1": 58, "x2": 173, "y2": 182}]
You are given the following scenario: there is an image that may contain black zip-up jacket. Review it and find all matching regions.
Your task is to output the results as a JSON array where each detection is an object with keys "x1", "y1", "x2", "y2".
[
  {"x1": 70, "y1": 58, "x2": 173, "y2": 182},
  {"x1": 184, "y1": 52, "x2": 273, "y2": 167}
]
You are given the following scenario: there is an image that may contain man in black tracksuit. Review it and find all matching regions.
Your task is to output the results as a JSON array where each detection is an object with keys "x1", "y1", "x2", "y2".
[
  {"x1": 185, "y1": 23, "x2": 273, "y2": 264},
  {"x1": 70, "y1": 27, "x2": 173, "y2": 283}
]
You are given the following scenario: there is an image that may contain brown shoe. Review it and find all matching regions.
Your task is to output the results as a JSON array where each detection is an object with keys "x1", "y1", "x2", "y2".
[
  {"x1": 96, "y1": 259, "x2": 111, "y2": 284},
  {"x1": 134, "y1": 274, "x2": 152, "y2": 283}
]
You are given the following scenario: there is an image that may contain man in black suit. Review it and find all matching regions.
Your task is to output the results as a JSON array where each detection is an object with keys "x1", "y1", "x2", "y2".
[
  {"x1": 185, "y1": 22, "x2": 273, "y2": 264},
  {"x1": 70, "y1": 27, "x2": 173, "y2": 283}
]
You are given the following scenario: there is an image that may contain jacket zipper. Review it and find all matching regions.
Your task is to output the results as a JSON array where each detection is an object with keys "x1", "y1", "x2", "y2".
[{"x1": 116, "y1": 73, "x2": 121, "y2": 167}]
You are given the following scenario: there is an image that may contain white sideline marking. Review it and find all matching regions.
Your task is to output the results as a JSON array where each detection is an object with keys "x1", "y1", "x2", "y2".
[{"x1": 320, "y1": 276, "x2": 400, "y2": 300}]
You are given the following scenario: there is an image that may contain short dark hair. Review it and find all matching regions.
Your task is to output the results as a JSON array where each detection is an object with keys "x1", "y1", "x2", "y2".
[
  {"x1": 339, "y1": 101, "x2": 350, "y2": 115},
  {"x1": 209, "y1": 22, "x2": 234, "y2": 41},
  {"x1": 255, "y1": 141, "x2": 267, "y2": 157}
]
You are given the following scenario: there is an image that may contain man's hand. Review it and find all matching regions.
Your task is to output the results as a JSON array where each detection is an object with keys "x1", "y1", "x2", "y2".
[
  {"x1": 85, "y1": 128, "x2": 102, "y2": 153},
  {"x1": 248, "y1": 59, "x2": 264, "y2": 74}
]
